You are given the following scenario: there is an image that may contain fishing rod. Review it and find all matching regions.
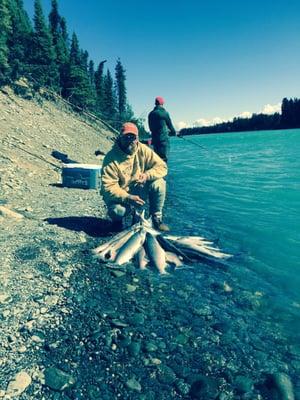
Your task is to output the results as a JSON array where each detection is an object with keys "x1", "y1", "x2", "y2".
[{"x1": 177, "y1": 134, "x2": 205, "y2": 149}]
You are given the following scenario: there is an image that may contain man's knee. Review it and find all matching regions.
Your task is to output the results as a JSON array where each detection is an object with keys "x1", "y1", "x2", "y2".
[
  {"x1": 107, "y1": 204, "x2": 127, "y2": 221},
  {"x1": 149, "y1": 178, "x2": 166, "y2": 193}
]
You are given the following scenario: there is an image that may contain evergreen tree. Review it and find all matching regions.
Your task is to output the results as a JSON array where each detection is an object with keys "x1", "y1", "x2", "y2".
[
  {"x1": 115, "y1": 58, "x2": 127, "y2": 119},
  {"x1": 125, "y1": 103, "x2": 134, "y2": 121},
  {"x1": 88, "y1": 60, "x2": 95, "y2": 87},
  {"x1": 69, "y1": 32, "x2": 80, "y2": 65},
  {"x1": 87, "y1": 59, "x2": 97, "y2": 111},
  {"x1": 64, "y1": 32, "x2": 95, "y2": 109},
  {"x1": 281, "y1": 98, "x2": 290, "y2": 128},
  {"x1": 0, "y1": 0, "x2": 11, "y2": 84},
  {"x1": 49, "y1": 0, "x2": 68, "y2": 66},
  {"x1": 94, "y1": 59, "x2": 106, "y2": 116},
  {"x1": 7, "y1": 0, "x2": 32, "y2": 81},
  {"x1": 28, "y1": 0, "x2": 59, "y2": 89},
  {"x1": 60, "y1": 17, "x2": 68, "y2": 44},
  {"x1": 48, "y1": 0, "x2": 69, "y2": 93},
  {"x1": 49, "y1": 0, "x2": 60, "y2": 39},
  {"x1": 80, "y1": 49, "x2": 89, "y2": 71},
  {"x1": 103, "y1": 69, "x2": 117, "y2": 125},
  {"x1": 88, "y1": 59, "x2": 97, "y2": 107}
]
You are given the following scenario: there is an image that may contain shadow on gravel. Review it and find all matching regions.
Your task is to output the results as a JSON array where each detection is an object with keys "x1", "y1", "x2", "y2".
[{"x1": 45, "y1": 216, "x2": 113, "y2": 237}]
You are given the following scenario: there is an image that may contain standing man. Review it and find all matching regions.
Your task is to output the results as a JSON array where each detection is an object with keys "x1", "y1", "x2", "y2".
[
  {"x1": 101, "y1": 122, "x2": 170, "y2": 231},
  {"x1": 148, "y1": 96, "x2": 176, "y2": 163}
]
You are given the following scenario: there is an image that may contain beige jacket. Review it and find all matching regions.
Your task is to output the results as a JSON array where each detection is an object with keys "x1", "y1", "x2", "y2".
[{"x1": 101, "y1": 142, "x2": 167, "y2": 205}]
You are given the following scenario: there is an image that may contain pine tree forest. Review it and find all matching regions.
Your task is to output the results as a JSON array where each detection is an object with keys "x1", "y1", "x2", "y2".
[
  {"x1": 180, "y1": 97, "x2": 300, "y2": 136},
  {"x1": 0, "y1": 0, "x2": 136, "y2": 129}
]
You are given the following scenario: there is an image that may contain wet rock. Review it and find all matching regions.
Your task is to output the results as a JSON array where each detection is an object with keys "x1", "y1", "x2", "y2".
[
  {"x1": 31, "y1": 335, "x2": 44, "y2": 344},
  {"x1": 87, "y1": 384, "x2": 102, "y2": 399},
  {"x1": 111, "y1": 319, "x2": 128, "y2": 328},
  {"x1": 144, "y1": 341, "x2": 158, "y2": 352},
  {"x1": 144, "y1": 357, "x2": 161, "y2": 366},
  {"x1": 6, "y1": 371, "x2": 32, "y2": 397},
  {"x1": 157, "y1": 365, "x2": 177, "y2": 384},
  {"x1": 212, "y1": 320, "x2": 231, "y2": 334},
  {"x1": 288, "y1": 345, "x2": 300, "y2": 360},
  {"x1": 237, "y1": 291, "x2": 262, "y2": 310},
  {"x1": 128, "y1": 340, "x2": 141, "y2": 356},
  {"x1": 126, "y1": 284, "x2": 137, "y2": 292},
  {"x1": 174, "y1": 333, "x2": 189, "y2": 345},
  {"x1": 218, "y1": 393, "x2": 234, "y2": 400},
  {"x1": 190, "y1": 375, "x2": 219, "y2": 400},
  {"x1": 192, "y1": 305, "x2": 212, "y2": 318},
  {"x1": 265, "y1": 372, "x2": 295, "y2": 400},
  {"x1": 44, "y1": 367, "x2": 76, "y2": 391},
  {"x1": 128, "y1": 313, "x2": 145, "y2": 326},
  {"x1": 234, "y1": 375, "x2": 254, "y2": 394},
  {"x1": 31, "y1": 331, "x2": 45, "y2": 343},
  {"x1": 126, "y1": 377, "x2": 141, "y2": 392},
  {"x1": 111, "y1": 270, "x2": 125, "y2": 278},
  {"x1": 118, "y1": 335, "x2": 131, "y2": 348},
  {"x1": 223, "y1": 282, "x2": 233, "y2": 292},
  {"x1": 175, "y1": 379, "x2": 191, "y2": 395}
]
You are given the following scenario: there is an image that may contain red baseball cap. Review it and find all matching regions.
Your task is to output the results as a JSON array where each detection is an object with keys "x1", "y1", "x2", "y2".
[
  {"x1": 121, "y1": 122, "x2": 139, "y2": 136},
  {"x1": 155, "y1": 96, "x2": 165, "y2": 105}
]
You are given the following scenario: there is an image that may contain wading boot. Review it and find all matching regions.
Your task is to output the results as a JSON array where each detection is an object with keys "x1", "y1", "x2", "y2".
[
  {"x1": 152, "y1": 215, "x2": 170, "y2": 232},
  {"x1": 131, "y1": 209, "x2": 140, "y2": 225}
]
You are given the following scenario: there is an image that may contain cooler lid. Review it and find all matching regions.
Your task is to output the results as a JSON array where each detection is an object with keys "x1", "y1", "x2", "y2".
[{"x1": 62, "y1": 163, "x2": 102, "y2": 170}]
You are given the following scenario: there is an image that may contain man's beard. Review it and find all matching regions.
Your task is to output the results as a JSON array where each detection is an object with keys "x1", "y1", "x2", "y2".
[{"x1": 123, "y1": 142, "x2": 137, "y2": 155}]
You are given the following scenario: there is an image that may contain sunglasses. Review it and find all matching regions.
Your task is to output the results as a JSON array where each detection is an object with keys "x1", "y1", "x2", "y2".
[{"x1": 123, "y1": 134, "x2": 138, "y2": 141}]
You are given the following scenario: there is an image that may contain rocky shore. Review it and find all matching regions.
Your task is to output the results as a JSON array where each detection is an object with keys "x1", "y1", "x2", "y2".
[{"x1": 0, "y1": 86, "x2": 299, "y2": 399}]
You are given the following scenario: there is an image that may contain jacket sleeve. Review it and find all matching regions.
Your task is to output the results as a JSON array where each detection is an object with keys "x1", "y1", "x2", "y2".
[
  {"x1": 143, "y1": 145, "x2": 168, "y2": 180},
  {"x1": 101, "y1": 163, "x2": 129, "y2": 203},
  {"x1": 148, "y1": 112, "x2": 153, "y2": 132},
  {"x1": 166, "y1": 112, "x2": 176, "y2": 136}
]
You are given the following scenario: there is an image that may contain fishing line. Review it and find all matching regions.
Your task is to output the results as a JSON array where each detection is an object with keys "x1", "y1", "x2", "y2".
[{"x1": 177, "y1": 135, "x2": 205, "y2": 150}]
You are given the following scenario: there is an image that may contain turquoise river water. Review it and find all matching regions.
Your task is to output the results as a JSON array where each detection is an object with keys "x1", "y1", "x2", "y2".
[{"x1": 168, "y1": 129, "x2": 300, "y2": 342}]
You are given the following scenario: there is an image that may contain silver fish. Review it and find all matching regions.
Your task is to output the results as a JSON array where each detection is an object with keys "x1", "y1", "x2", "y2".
[
  {"x1": 115, "y1": 229, "x2": 146, "y2": 265},
  {"x1": 174, "y1": 240, "x2": 231, "y2": 259},
  {"x1": 156, "y1": 235, "x2": 192, "y2": 262},
  {"x1": 144, "y1": 233, "x2": 167, "y2": 274},
  {"x1": 165, "y1": 251, "x2": 184, "y2": 268},
  {"x1": 135, "y1": 246, "x2": 149, "y2": 270},
  {"x1": 93, "y1": 222, "x2": 141, "y2": 255},
  {"x1": 96, "y1": 228, "x2": 138, "y2": 262},
  {"x1": 165, "y1": 235, "x2": 214, "y2": 247},
  {"x1": 165, "y1": 235, "x2": 231, "y2": 259}
]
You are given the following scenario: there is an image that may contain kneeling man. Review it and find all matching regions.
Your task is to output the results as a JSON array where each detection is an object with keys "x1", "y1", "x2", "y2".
[{"x1": 101, "y1": 122, "x2": 169, "y2": 231}]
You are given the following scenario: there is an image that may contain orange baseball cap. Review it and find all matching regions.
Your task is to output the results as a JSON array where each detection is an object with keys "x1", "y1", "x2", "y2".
[{"x1": 121, "y1": 122, "x2": 139, "y2": 136}]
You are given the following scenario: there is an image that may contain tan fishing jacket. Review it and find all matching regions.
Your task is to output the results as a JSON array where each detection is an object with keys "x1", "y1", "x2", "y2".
[{"x1": 101, "y1": 142, "x2": 167, "y2": 205}]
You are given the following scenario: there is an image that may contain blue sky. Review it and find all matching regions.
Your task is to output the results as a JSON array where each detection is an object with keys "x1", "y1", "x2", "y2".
[{"x1": 23, "y1": 0, "x2": 300, "y2": 129}]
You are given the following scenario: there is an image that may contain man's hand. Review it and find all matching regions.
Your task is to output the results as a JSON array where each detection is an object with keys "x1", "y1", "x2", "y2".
[
  {"x1": 127, "y1": 194, "x2": 145, "y2": 206},
  {"x1": 134, "y1": 173, "x2": 148, "y2": 185}
]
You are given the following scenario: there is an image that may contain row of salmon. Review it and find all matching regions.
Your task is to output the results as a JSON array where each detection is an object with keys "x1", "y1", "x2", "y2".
[{"x1": 93, "y1": 214, "x2": 231, "y2": 274}]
